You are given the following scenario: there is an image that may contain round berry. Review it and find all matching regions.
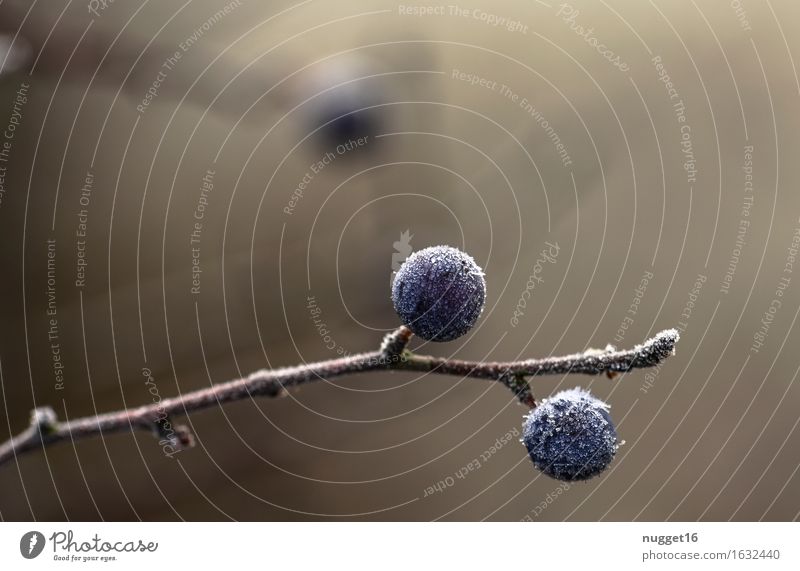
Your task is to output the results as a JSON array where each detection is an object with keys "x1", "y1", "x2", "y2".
[
  {"x1": 522, "y1": 388, "x2": 618, "y2": 481},
  {"x1": 391, "y1": 246, "x2": 486, "y2": 342}
]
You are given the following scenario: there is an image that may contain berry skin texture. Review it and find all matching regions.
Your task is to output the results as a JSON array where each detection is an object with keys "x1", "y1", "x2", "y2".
[
  {"x1": 522, "y1": 388, "x2": 618, "y2": 481},
  {"x1": 391, "y1": 246, "x2": 486, "y2": 342}
]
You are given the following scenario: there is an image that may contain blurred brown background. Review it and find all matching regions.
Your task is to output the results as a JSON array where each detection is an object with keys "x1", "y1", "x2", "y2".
[{"x1": 1, "y1": 0, "x2": 799, "y2": 521}]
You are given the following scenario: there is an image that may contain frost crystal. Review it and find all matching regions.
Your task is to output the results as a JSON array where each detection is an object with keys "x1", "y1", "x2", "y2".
[{"x1": 522, "y1": 388, "x2": 618, "y2": 481}]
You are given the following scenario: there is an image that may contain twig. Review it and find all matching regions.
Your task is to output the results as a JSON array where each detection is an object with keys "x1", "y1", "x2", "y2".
[{"x1": 0, "y1": 327, "x2": 679, "y2": 467}]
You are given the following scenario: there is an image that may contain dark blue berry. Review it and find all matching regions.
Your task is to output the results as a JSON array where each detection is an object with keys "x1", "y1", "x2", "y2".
[
  {"x1": 391, "y1": 246, "x2": 486, "y2": 342},
  {"x1": 522, "y1": 388, "x2": 618, "y2": 481},
  {"x1": 313, "y1": 103, "x2": 379, "y2": 151}
]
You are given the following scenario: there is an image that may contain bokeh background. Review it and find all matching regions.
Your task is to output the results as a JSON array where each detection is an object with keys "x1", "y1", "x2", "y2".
[{"x1": 1, "y1": 0, "x2": 799, "y2": 521}]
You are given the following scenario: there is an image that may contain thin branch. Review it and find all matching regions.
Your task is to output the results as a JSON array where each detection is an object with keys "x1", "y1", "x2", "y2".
[{"x1": 0, "y1": 327, "x2": 679, "y2": 467}]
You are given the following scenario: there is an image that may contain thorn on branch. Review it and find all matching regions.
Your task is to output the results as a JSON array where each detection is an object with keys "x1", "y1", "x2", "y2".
[{"x1": 152, "y1": 416, "x2": 195, "y2": 451}]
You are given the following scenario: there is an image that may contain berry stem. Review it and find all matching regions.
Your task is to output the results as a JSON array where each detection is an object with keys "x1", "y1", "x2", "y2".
[{"x1": 0, "y1": 327, "x2": 678, "y2": 467}]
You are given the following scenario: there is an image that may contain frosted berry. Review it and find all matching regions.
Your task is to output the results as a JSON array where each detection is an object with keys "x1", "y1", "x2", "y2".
[
  {"x1": 391, "y1": 246, "x2": 486, "y2": 342},
  {"x1": 522, "y1": 388, "x2": 618, "y2": 481}
]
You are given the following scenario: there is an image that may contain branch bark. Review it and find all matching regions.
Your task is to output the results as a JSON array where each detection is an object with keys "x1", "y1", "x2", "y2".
[{"x1": 0, "y1": 327, "x2": 679, "y2": 467}]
